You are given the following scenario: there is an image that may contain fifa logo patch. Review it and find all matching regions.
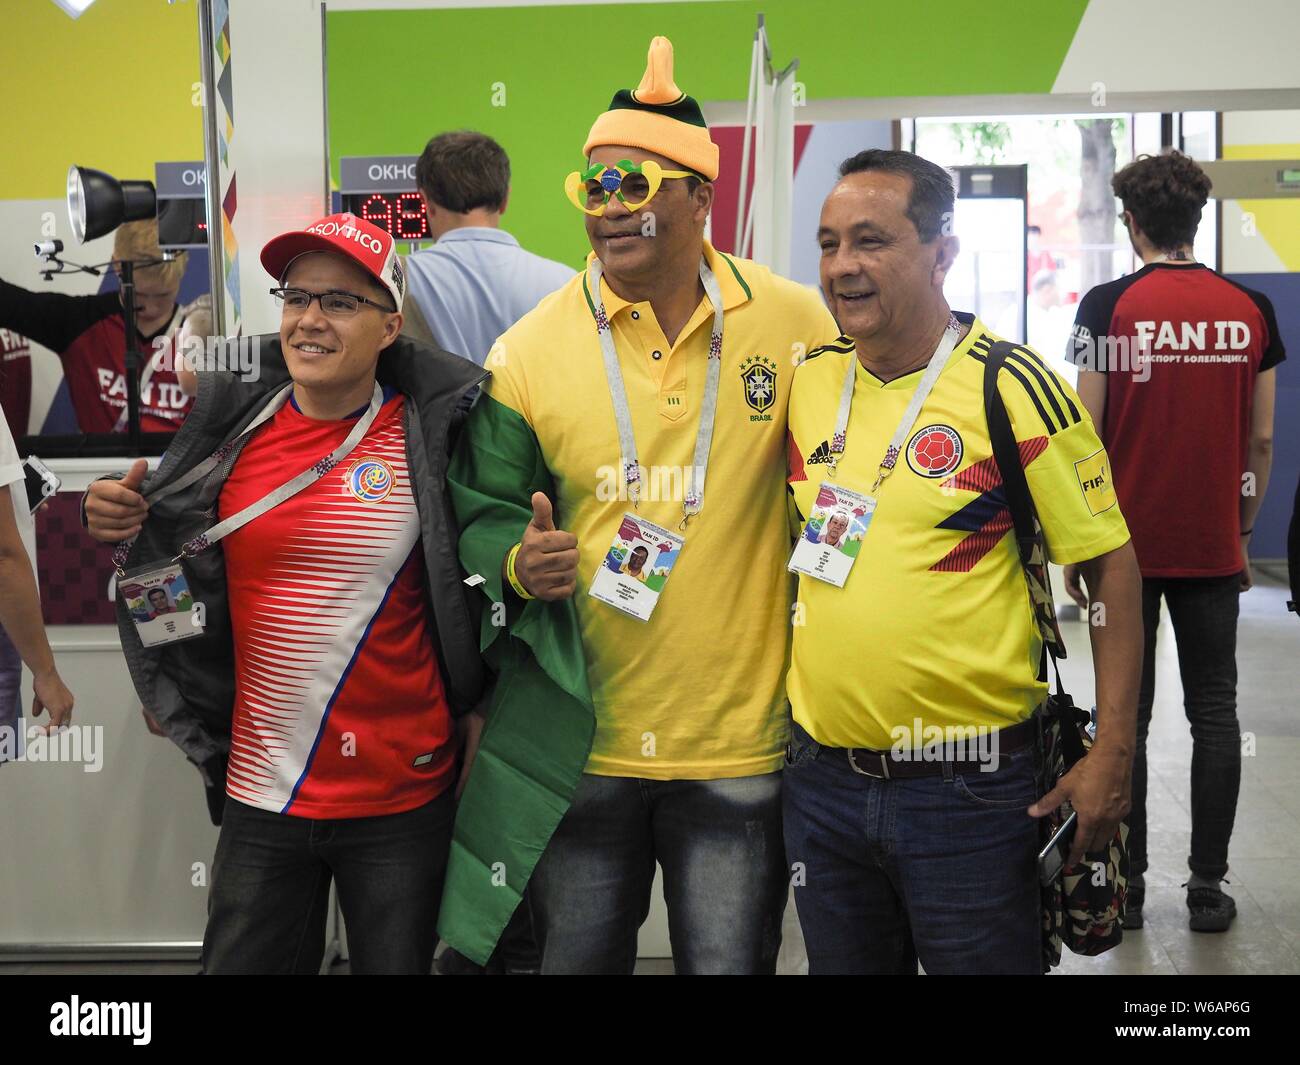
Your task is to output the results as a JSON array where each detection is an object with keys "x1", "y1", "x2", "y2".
[
  {"x1": 1074, "y1": 449, "x2": 1117, "y2": 515},
  {"x1": 740, "y1": 354, "x2": 778, "y2": 421},
  {"x1": 343, "y1": 457, "x2": 395, "y2": 503},
  {"x1": 906, "y1": 424, "x2": 963, "y2": 477}
]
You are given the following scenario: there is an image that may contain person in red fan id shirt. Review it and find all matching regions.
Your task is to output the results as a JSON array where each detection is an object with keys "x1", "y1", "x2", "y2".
[
  {"x1": 85, "y1": 213, "x2": 489, "y2": 974},
  {"x1": 1065, "y1": 151, "x2": 1284, "y2": 936},
  {"x1": 0, "y1": 220, "x2": 193, "y2": 434},
  {"x1": 0, "y1": 327, "x2": 32, "y2": 440}
]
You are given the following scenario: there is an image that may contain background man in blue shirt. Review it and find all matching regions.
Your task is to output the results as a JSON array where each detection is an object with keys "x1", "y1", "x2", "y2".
[{"x1": 403, "y1": 131, "x2": 573, "y2": 365}]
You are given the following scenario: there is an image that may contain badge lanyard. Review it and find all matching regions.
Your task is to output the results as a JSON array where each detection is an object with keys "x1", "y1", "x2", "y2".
[
  {"x1": 113, "y1": 381, "x2": 383, "y2": 573},
  {"x1": 588, "y1": 255, "x2": 724, "y2": 529},
  {"x1": 827, "y1": 315, "x2": 961, "y2": 494}
]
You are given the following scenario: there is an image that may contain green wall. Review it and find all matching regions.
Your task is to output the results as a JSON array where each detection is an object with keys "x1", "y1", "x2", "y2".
[{"x1": 325, "y1": 0, "x2": 1089, "y2": 266}]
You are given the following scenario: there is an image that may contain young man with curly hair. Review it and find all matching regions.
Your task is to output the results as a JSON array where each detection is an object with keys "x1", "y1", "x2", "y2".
[{"x1": 1066, "y1": 151, "x2": 1285, "y2": 933}]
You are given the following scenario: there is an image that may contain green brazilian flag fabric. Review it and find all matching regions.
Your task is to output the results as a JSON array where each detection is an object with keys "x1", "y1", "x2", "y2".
[{"x1": 435, "y1": 391, "x2": 595, "y2": 965}]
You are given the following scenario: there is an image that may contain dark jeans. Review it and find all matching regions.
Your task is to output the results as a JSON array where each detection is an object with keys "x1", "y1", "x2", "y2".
[
  {"x1": 0, "y1": 623, "x2": 19, "y2": 765},
  {"x1": 491, "y1": 889, "x2": 540, "y2": 973},
  {"x1": 202, "y1": 790, "x2": 454, "y2": 974},
  {"x1": 783, "y1": 721, "x2": 1042, "y2": 975},
  {"x1": 1133, "y1": 575, "x2": 1241, "y2": 881},
  {"x1": 529, "y1": 771, "x2": 787, "y2": 974}
]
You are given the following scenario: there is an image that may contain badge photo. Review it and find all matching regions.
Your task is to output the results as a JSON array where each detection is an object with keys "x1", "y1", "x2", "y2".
[
  {"x1": 589, "y1": 514, "x2": 684, "y2": 622},
  {"x1": 120, "y1": 562, "x2": 204, "y2": 648},
  {"x1": 788, "y1": 482, "x2": 877, "y2": 588}
]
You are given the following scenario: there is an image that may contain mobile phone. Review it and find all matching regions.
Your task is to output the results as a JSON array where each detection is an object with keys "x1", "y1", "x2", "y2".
[
  {"x1": 1037, "y1": 810, "x2": 1078, "y2": 886},
  {"x1": 23, "y1": 455, "x2": 61, "y2": 513}
]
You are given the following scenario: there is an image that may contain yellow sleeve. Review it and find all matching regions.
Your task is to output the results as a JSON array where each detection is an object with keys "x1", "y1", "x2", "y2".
[
  {"x1": 995, "y1": 346, "x2": 1130, "y2": 565},
  {"x1": 803, "y1": 289, "x2": 843, "y2": 358},
  {"x1": 479, "y1": 324, "x2": 534, "y2": 426}
]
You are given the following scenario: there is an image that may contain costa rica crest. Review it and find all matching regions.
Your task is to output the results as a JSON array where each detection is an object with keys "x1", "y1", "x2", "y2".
[{"x1": 343, "y1": 457, "x2": 396, "y2": 502}]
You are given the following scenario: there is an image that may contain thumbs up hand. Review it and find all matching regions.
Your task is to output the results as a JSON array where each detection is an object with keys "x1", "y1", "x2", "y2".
[
  {"x1": 85, "y1": 458, "x2": 150, "y2": 543},
  {"x1": 529, "y1": 491, "x2": 556, "y2": 532},
  {"x1": 512, "y1": 491, "x2": 579, "y2": 600}
]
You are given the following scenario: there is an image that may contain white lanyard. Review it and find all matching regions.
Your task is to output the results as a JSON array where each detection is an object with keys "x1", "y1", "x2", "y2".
[
  {"x1": 144, "y1": 381, "x2": 297, "y2": 508},
  {"x1": 828, "y1": 317, "x2": 961, "y2": 495},
  {"x1": 588, "y1": 255, "x2": 724, "y2": 527},
  {"x1": 114, "y1": 382, "x2": 384, "y2": 570}
]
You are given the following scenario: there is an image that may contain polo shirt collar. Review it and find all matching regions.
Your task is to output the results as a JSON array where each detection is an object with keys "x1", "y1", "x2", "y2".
[
  {"x1": 703, "y1": 240, "x2": 753, "y2": 312},
  {"x1": 582, "y1": 239, "x2": 754, "y2": 321},
  {"x1": 437, "y1": 227, "x2": 519, "y2": 247}
]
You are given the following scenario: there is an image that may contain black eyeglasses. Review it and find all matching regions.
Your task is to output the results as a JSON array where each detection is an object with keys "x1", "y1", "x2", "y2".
[{"x1": 270, "y1": 287, "x2": 396, "y2": 317}]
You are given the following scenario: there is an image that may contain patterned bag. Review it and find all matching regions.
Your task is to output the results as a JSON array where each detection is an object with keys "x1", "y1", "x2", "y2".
[
  {"x1": 1038, "y1": 688, "x2": 1130, "y2": 968},
  {"x1": 983, "y1": 341, "x2": 1129, "y2": 972}
]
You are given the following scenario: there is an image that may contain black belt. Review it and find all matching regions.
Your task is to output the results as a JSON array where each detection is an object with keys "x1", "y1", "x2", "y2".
[{"x1": 818, "y1": 714, "x2": 1038, "y2": 780}]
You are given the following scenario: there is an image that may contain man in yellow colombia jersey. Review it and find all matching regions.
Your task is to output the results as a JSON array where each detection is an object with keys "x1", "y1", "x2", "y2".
[{"x1": 783, "y1": 149, "x2": 1143, "y2": 975}]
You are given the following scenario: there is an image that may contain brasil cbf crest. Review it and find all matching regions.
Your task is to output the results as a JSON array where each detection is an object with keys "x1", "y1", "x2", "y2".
[
  {"x1": 740, "y1": 354, "x2": 778, "y2": 421},
  {"x1": 906, "y1": 424, "x2": 963, "y2": 477},
  {"x1": 344, "y1": 457, "x2": 396, "y2": 502}
]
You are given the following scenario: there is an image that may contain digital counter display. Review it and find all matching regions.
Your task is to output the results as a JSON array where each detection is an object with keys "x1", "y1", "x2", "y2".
[{"x1": 341, "y1": 191, "x2": 430, "y2": 241}]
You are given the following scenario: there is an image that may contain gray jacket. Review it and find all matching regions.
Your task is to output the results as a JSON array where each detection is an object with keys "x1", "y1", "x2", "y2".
[{"x1": 112, "y1": 333, "x2": 489, "y2": 822}]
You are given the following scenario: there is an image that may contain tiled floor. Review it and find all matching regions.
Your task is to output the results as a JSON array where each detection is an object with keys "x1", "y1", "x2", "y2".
[
  {"x1": 6, "y1": 577, "x2": 1296, "y2": 976},
  {"x1": 1049, "y1": 576, "x2": 1300, "y2": 976}
]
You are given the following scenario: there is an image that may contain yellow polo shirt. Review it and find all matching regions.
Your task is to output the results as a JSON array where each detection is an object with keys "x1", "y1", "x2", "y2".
[
  {"x1": 787, "y1": 316, "x2": 1130, "y2": 750},
  {"x1": 486, "y1": 241, "x2": 840, "y2": 778}
]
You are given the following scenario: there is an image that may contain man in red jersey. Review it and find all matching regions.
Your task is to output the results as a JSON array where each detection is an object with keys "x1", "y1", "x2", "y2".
[
  {"x1": 1065, "y1": 151, "x2": 1284, "y2": 935},
  {"x1": 85, "y1": 213, "x2": 488, "y2": 973}
]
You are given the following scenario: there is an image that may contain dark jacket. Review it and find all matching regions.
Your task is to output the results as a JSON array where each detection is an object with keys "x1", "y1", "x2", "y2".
[{"x1": 111, "y1": 333, "x2": 489, "y2": 823}]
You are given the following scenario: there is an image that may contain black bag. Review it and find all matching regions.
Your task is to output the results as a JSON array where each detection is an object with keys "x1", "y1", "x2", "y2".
[{"x1": 983, "y1": 341, "x2": 1129, "y2": 972}]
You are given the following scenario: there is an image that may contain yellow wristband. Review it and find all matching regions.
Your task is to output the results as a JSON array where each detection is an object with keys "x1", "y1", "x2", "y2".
[{"x1": 506, "y1": 542, "x2": 534, "y2": 600}]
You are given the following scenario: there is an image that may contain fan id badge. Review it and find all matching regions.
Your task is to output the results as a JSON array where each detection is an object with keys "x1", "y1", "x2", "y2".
[
  {"x1": 119, "y1": 560, "x2": 205, "y2": 647},
  {"x1": 588, "y1": 513, "x2": 684, "y2": 622},
  {"x1": 788, "y1": 482, "x2": 877, "y2": 588}
]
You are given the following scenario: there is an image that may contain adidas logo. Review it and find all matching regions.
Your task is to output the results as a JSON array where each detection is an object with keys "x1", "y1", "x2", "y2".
[{"x1": 807, "y1": 440, "x2": 832, "y2": 465}]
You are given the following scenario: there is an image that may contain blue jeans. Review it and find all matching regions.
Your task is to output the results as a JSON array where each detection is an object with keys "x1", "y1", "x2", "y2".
[
  {"x1": 783, "y1": 721, "x2": 1042, "y2": 975},
  {"x1": 202, "y1": 790, "x2": 454, "y2": 974},
  {"x1": 529, "y1": 772, "x2": 787, "y2": 974}
]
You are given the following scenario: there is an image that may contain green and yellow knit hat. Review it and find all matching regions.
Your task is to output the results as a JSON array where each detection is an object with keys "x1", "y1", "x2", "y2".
[{"x1": 583, "y1": 36, "x2": 720, "y2": 181}]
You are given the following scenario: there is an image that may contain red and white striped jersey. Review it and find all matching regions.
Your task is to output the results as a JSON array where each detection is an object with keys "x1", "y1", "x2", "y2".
[{"x1": 218, "y1": 388, "x2": 455, "y2": 819}]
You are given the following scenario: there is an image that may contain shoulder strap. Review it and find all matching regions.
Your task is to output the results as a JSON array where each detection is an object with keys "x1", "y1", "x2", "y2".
[
  {"x1": 983, "y1": 341, "x2": 1038, "y2": 561},
  {"x1": 983, "y1": 341, "x2": 1069, "y2": 679}
]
